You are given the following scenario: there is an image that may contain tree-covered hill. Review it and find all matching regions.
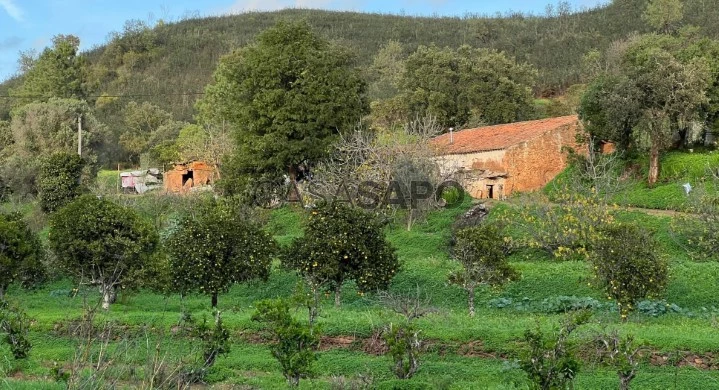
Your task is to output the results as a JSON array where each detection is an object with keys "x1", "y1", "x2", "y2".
[{"x1": 2, "y1": 0, "x2": 719, "y2": 122}]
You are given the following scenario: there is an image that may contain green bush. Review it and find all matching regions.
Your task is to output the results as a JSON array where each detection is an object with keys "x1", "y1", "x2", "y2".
[
  {"x1": 165, "y1": 199, "x2": 276, "y2": 308},
  {"x1": 0, "y1": 212, "x2": 45, "y2": 298},
  {"x1": 519, "y1": 310, "x2": 591, "y2": 390},
  {"x1": 37, "y1": 152, "x2": 85, "y2": 213},
  {"x1": 449, "y1": 224, "x2": 519, "y2": 317},
  {"x1": 252, "y1": 298, "x2": 319, "y2": 388},
  {"x1": 0, "y1": 299, "x2": 32, "y2": 359}
]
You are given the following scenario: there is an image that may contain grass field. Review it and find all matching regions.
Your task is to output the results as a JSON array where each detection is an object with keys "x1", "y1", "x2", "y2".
[
  {"x1": 546, "y1": 150, "x2": 719, "y2": 212},
  {"x1": 3, "y1": 191, "x2": 719, "y2": 389}
]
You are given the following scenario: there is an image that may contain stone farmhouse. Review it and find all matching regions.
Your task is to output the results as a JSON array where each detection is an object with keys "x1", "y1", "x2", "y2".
[{"x1": 432, "y1": 115, "x2": 583, "y2": 199}]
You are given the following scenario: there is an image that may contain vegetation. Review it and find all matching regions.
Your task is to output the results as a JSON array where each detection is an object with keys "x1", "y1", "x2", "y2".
[
  {"x1": 283, "y1": 202, "x2": 399, "y2": 307},
  {"x1": 2, "y1": 1, "x2": 719, "y2": 387},
  {"x1": 590, "y1": 224, "x2": 669, "y2": 321},
  {"x1": 0, "y1": 212, "x2": 45, "y2": 299},
  {"x1": 449, "y1": 224, "x2": 519, "y2": 317},
  {"x1": 198, "y1": 20, "x2": 368, "y2": 195},
  {"x1": 48, "y1": 195, "x2": 158, "y2": 309},
  {"x1": 0, "y1": 299, "x2": 33, "y2": 359},
  {"x1": 165, "y1": 200, "x2": 276, "y2": 308},
  {"x1": 252, "y1": 298, "x2": 320, "y2": 388},
  {"x1": 37, "y1": 152, "x2": 85, "y2": 213},
  {"x1": 519, "y1": 310, "x2": 591, "y2": 390}
]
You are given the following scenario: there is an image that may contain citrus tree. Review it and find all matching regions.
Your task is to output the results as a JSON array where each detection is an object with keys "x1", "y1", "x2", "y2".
[
  {"x1": 449, "y1": 224, "x2": 519, "y2": 317},
  {"x1": 283, "y1": 202, "x2": 399, "y2": 307},
  {"x1": 165, "y1": 201, "x2": 276, "y2": 308},
  {"x1": 590, "y1": 224, "x2": 668, "y2": 321},
  {"x1": 49, "y1": 195, "x2": 158, "y2": 309},
  {"x1": 0, "y1": 213, "x2": 45, "y2": 299}
]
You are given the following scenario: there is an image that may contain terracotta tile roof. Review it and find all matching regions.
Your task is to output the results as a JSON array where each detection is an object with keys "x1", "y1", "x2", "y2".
[{"x1": 432, "y1": 115, "x2": 579, "y2": 154}]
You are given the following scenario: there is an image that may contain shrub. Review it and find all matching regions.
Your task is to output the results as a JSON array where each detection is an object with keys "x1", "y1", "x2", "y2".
[
  {"x1": 519, "y1": 310, "x2": 591, "y2": 390},
  {"x1": 37, "y1": 152, "x2": 85, "y2": 213},
  {"x1": 195, "y1": 311, "x2": 230, "y2": 368},
  {"x1": 592, "y1": 331, "x2": 642, "y2": 390},
  {"x1": 514, "y1": 191, "x2": 615, "y2": 260},
  {"x1": 449, "y1": 224, "x2": 519, "y2": 316},
  {"x1": 590, "y1": 224, "x2": 668, "y2": 321},
  {"x1": 283, "y1": 201, "x2": 399, "y2": 307},
  {"x1": 0, "y1": 299, "x2": 32, "y2": 359},
  {"x1": 252, "y1": 298, "x2": 319, "y2": 388},
  {"x1": 383, "y1": 322, "x2": 421, "y2": 380}
]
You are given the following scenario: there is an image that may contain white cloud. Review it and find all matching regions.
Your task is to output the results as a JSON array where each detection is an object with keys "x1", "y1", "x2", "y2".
[{"x1": 0, "y1": 0, "x2": 23, "y2": 22}]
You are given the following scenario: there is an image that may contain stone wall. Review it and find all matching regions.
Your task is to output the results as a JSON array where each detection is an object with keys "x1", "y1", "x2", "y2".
[{"x1": 501, "y1": 121, "x2": 583, "y2": 195}]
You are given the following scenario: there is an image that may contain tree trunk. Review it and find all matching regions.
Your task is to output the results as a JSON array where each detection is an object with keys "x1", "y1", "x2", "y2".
[
  {"x1": 619, "y1": 372, "x2": 635, "y2": 390},
  {"x1": 309, "y1": 283, "x2": 320, "y2": 335},
  {"x1": 211, "y1": 292, "x2": 218, "y2": 308},
  {"x1": 648, "y1": 144, "x2": 660, "y2": 186},
  {"x1": 406, "y1": 210, "x2": 413, "y2": 231},
  {"x1": 288, "y1": 375, "x2": 300, "y2": 388},
  {"x1": 101, "y1": 284, "x2": 115, "y2": 310},
  {"x1": 468, "y1": 285, "x2": 475, "y2": 318},
  {"x1": 334, "y1": 284, "x2": 342, "y2": 307}
]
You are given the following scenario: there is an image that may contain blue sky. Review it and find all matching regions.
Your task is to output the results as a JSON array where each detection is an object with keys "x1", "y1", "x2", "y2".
[{"x1": 0, "y1": 0, "x2": 609, "y2": 82}]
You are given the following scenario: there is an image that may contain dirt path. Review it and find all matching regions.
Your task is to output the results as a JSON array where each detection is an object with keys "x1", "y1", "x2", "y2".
[{"x1": 486, "y1": 198, "x2": 694, "y2": 218}]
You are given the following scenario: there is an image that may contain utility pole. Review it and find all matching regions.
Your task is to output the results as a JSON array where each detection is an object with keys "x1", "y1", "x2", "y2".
[{"x1": 77, "y1": 115, "x2": 82, "y2": 157}]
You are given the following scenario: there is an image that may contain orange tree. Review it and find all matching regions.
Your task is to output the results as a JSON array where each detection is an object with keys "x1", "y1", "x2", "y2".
[
  {"x1": 0, "y1": 213, "x2": 45, "y2": 299},
  {"x1": 165, "y1": 200, "x2": 276, "y2": 308},
  {"x1": 283, "y1": 201, "x2": 399, "y2": 307},
  {"x1": 512, "y1": 190, "x2": 615, "y2": 261},
  {"x1": 49, "y1": 195, "x2": 157, "y2": 310},
  {"x1": 590, "y1": 224, "x2": 668, "y2": 321},
  {"x1": 449, "y1": 224, "x2": 519, "y2": 317}
]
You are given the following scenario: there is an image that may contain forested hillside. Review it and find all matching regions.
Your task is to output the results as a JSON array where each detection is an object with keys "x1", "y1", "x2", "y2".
[{"x1": 2, "y1": 0, "x2": 719, "y2": 123}]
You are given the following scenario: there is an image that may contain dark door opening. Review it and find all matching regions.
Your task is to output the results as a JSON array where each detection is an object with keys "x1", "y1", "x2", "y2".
[
  {"x1": 487, "y1": 185, "x2": 494, "y2": 199},
  {"x1": 182, "y1": 170, "x2": 194, "y2": 186}
]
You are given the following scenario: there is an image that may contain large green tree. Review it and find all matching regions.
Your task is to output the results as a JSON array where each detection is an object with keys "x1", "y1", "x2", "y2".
[
  {"x1": 49, "y1": 195, "x2": 158, "y2": 309},
  {"x1": 197, "y1": 21, "x2": 368, "y2": 194},
  {"x1": 624, "y1": 39, "x2": 709, "y2": 185},
  {"x1": 9, "y1": 35, "x2": 87, "y2": 105},
  {"x1": 165, "y1": 201, "x2": 276, "y2": 308},
  {"x1": 580, "y1": 33, "x2": 709, "y2": 185},
  {"x1": 400, "y1": 45, "x2": 537, "y2": 128},
  {"x1": 2, "y1": 98, "x2": 106, "y2": 197}
]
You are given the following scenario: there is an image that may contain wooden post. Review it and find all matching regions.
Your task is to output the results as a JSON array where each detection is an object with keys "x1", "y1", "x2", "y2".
[
  {"x1": 117, "y1": 163, "x2": 121, "y2": 194},
  {"x1": 77, "y1": 115, "x2": 82, "y2": 157}
]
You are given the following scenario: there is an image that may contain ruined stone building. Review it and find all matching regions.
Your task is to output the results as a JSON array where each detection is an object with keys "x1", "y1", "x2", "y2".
[{"x1": 432, "y1": 115, "x2": 583, "y2": 199}]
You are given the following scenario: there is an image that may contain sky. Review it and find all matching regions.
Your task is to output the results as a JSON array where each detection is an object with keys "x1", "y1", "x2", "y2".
[{"x1": 0, "y1": 0, "x2": 609, "y2": 82}]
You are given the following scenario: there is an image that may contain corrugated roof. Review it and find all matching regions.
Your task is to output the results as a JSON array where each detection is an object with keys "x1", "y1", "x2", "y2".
[{"x1": 432, "y1": 115, "x2": 579, "y2": 155}]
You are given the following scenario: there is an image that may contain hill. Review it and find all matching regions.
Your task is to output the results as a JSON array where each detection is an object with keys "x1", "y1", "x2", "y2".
[{"x1": 3, "y1": 0, "x2": 719, "y2": 123}]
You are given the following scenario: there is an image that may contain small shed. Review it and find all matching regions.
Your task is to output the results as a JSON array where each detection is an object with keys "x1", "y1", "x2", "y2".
[
  {"x1": 164, "y1": 161, "x2": 214, "y2": 193},
  {"x1": 120, "y1": 169, "x2": 162, "y2": 194}
]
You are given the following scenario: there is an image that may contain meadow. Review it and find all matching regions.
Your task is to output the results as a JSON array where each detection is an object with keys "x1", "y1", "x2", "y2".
[{"x1": 2, "y1": 183, "x2": 719, "y2": 389}]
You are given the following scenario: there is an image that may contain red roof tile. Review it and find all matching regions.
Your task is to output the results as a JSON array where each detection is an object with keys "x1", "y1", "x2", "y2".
[{"x1": 432, "y1": 115, "x2": 579, "y2": 154}]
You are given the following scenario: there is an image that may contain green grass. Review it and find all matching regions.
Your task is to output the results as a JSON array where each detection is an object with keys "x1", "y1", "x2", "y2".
[
  {"x1": 4, "y1": 199, "x2": 719, "y2": 388},
  {"x1": 546, "y1": 150, "x2": 719, "y2": 212}
]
